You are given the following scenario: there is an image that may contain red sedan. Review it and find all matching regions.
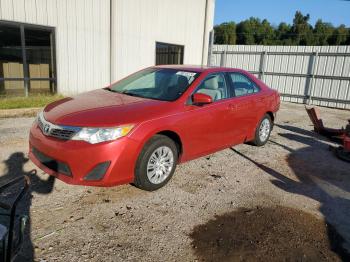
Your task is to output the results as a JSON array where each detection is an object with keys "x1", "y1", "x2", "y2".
[{"x1": 29, "y1": 66, "x2": 280, "y2": 191}]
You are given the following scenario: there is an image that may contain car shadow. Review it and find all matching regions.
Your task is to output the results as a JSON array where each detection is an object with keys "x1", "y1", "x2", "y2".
[
  {"x1": 0, "y1": 152, "x2": 56, "y2": 262},
  {"x1": 230, "y1": 124, "x2": 350, "y2": 260},
  {"x1": 275, "y1": 123, "x2": 317, "y2": 137},
  {"x1": 276, "y1": 123, "x2": 344, "y2": 144}
]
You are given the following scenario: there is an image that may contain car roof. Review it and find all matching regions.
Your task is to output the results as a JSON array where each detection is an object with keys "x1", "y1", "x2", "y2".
[{"x1": 153, "y1": 65, "x2": 246, "y2": 74}]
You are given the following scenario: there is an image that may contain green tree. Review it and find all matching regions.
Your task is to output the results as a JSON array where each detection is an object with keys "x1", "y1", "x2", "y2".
[
  {"x1": 290, "y1": 11, "x2": 314, "y2": 45},
  {"x1": 235, "y1": 17, "x2": 275, "y2": 45},
  {"x1": 258, "y1": 19, "x2": 276, "y2": 45},
  {"x1": 214, "y1": 11, "x2": 349, "y2": 46},
  {"x1": 276, "y1": 22, "x2": 291, "y2": 44},
  {"x1": 214, "y1": 22, "x2": 237, "y2": 44},
  {"x1": 314, "y1": 19, "x2": 334, "y2": 45},
  {"x1": 329, "y1": 24, "x2": 349, "y2": 45},
  {"x1": 236, "y1": 18, "x2": 258, "y2": 44}
]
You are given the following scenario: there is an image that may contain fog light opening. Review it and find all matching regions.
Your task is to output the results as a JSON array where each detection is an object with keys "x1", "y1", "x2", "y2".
[{"x1": 84, "y1": 161, "x2": 111, "y2": 181}]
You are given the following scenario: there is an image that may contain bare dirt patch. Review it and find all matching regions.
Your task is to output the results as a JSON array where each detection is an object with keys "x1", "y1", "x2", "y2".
[{"x1": 190, "y1": 206, "x2": 349, "y2": 261}]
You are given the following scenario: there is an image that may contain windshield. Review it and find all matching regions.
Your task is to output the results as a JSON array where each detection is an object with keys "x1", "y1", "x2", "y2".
[{"x1": 109, "y1": 68, "x2": 200, "y2": 101}]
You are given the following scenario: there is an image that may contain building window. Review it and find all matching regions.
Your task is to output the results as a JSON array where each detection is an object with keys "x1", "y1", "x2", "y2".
[
  {"x1": 155, "y1": 42, "x2": 184, "y2": 65},
  {"x1": 0, "y1": 21, "x2": 56, "y2": 96}
]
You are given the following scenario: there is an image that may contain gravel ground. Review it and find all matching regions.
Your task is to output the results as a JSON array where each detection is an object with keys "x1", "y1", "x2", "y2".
[{"x1": 0, "y1": 102, "x2": 349, "y2": 262}]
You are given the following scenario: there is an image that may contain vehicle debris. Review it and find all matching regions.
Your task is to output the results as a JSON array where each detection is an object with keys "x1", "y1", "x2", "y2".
[
  {"x1": 332, "y1": 123, "x2": 350, "y2": 163},
  {"x1": 305, "y1": 106, "x2": 350, "y2": 162},
  {"x1": 305, "y1": 107, "x2": 345, "y2": 139}
]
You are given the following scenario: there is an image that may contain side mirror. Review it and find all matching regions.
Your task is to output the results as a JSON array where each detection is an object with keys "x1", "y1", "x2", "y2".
[{"x1": 192, "y1": 93, "x2": 213, "y2": 105}]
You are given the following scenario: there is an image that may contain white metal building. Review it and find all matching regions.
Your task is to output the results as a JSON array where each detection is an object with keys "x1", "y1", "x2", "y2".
[{"x1": 0, "y1": 0, "x2": 215, "y2": 96}]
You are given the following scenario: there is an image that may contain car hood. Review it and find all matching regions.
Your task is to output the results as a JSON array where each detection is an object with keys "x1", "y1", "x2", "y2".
[{"x1": 44, "y1": 89, "x2": 173, "y2": 127}]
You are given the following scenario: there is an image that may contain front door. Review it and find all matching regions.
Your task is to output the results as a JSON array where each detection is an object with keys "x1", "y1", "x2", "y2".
[{"x1": 180, "y1": 73, "x2": 237, "y2": 160}]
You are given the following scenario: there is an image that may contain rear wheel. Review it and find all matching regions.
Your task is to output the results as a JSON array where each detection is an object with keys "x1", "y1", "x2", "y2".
[
  {"x1": 252, "y1": 114, "x2": 272, "y2": 146},
  {"x1": 134, "y1": 135, "x2": 178, "y2": 191}
]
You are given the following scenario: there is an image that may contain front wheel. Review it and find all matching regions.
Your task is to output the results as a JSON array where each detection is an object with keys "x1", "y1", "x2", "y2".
[
  {"x1": 134, "y1": 135, "x2": 178, "y2": 191},
  {"x1": 252, "y1": 114, "x2": 273, "y2": 146}
]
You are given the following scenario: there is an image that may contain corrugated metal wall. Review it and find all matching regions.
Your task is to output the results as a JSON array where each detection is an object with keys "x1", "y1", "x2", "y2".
[
  {"x1": 1, "y1": 0, "x2": 215, "y2": 96},
  {"x1": 111, "y1": 0, "x2": 214, "y2": 81},
  {"x1": 0, "y1": 0, "x2": 111, "y2": 95},
  {"x1": 210, "y1": 45, "x2": 350, "y2": 109}
]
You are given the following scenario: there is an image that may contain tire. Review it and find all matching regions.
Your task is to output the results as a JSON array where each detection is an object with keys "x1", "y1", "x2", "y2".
[
  {"x1": 134, "y1": 135, "x2": 178, "y2": 191},
  {"x1": 252, "y1": 114, "x2": 273, "y2": 146}
]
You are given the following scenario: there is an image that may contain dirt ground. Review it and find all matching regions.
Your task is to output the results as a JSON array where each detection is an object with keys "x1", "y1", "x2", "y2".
[{"x1": 0, "y1": 102, "x2": 350, "y2": 262}]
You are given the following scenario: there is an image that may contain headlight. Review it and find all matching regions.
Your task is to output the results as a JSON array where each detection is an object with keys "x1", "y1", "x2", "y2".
[{"x1": 71, "y1": 125, "x2": 134, "y2": 144}]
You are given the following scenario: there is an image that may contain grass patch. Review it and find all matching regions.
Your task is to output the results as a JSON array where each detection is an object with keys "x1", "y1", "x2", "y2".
[{"x1": 0, "y1": 94, "x2": 65, "y2": 110}]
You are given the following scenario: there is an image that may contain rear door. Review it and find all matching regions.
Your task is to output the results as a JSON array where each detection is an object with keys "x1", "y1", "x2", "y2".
[{"x1": 226, "y1": 72, "x2": 263, "y2": 142}]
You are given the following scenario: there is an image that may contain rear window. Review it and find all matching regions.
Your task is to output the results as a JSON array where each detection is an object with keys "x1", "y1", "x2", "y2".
[{"x1": 229, "y1": 73, "x2": 260, "y2": 97}]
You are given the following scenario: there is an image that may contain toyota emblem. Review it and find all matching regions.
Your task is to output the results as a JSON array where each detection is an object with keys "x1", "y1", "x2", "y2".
[{"x1": 44, "y1": 124, "x2": 50, "y2": 135}]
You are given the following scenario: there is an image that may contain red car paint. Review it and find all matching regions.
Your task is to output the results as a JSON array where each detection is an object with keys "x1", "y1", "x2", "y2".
[{"x1": 29, "y1": 66, "x2": 280, "y2": 187}]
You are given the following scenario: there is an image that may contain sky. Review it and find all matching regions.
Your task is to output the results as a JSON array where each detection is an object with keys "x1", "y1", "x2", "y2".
[{"x1": 214, "y1": 0, "x2": 350, "y2": 27}]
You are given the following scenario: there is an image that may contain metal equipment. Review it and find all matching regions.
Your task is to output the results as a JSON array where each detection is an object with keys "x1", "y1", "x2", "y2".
[
  {"x1": 306, "y1": 107, "x2": 350, "y2": 162},
  {"x1": 333, "y1": 121, "x2": 350, "y2": 163},
  {"x1": 0, "y1": 174, "x2": 31, "y2": 262}
]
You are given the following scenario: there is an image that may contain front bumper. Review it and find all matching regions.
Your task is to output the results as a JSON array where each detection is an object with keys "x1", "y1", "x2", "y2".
[{"x1": 29, "y1": 122, "x2": 140, "y2": 187}]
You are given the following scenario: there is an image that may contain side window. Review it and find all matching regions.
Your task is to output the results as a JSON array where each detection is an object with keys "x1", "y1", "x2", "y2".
[
  {"x1": 194, "y1": 73, "x2": 228, "y2": 102},
  {"x1": 229, "y1": 73, "x2": 260, "y2": 97}
]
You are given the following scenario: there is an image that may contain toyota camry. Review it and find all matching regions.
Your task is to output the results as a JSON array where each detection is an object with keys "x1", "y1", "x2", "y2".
[{"x1": 29, "y1": 65, "x2": 280, "y2": 191}]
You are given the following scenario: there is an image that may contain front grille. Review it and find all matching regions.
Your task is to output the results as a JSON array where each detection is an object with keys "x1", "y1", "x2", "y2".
[
  {"x1": 49, "y1": 128, "x2": 77, "y2": 140},
  {"x1": 32, "y1": 147, "x2": 72, "y2": 176},
  {"x1": 37, "y1": 112, "x2": 81, "y2": 140}
]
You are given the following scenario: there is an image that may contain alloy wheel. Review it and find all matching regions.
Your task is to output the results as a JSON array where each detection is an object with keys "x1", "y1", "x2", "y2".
[
  {"x1": 259, "y1": 118, "x2": 271, "y2": 142},
  {"x1": 146, "y1": 146, "x2": 174, "y2": 184}
]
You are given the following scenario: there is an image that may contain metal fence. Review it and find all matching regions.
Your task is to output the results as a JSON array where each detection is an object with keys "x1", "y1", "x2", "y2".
[{"x1": 209, "y1": 45, "x2": 350, "y2": 109}]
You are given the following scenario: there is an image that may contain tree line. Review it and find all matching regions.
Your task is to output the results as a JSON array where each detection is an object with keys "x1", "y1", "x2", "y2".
[{"x1": 214, "y1": 11, "x2": 350, "y2": 46}]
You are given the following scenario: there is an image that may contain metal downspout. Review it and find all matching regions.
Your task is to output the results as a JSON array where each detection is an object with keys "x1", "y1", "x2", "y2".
[{"x1": 201, "y1": 0, "x2": 209, "y2": 66}]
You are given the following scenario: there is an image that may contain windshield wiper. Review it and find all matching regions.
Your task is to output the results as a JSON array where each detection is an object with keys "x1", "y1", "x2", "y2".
[
  {"x1": 104, "y1": 87, "x2": 117, "y2": 92},
  {"x1": 121, "y1": 90, "x2": 139, "y2": 97},
  {"x1": 105, "y1": 88, "x2": 133, "y2": 95}
]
